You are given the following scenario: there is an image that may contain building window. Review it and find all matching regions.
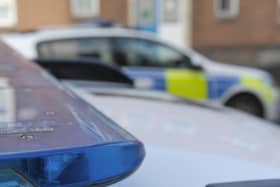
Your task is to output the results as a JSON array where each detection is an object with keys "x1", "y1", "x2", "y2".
[
  {"x1": 162, "y1": 0, "x2": 179, "y2": 23},
  {"x1": 70, "y1": 0, "x2": 100, "y2": 19},
  {"x1": 0, "y1": 0, "x2": 17, "y2": 28},
  {"x1": 215, "y1": 0, "x2": 239, "y2": 19}
]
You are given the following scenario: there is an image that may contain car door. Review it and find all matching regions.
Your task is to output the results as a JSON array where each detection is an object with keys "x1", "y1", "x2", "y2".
[{"x1": 111, "y1": 37, "x2": 208, "y2": 101}]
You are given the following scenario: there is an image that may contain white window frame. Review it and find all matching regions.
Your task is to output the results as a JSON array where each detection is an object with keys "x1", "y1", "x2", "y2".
[
  {"x1": 70, "y1": 0, "x2": 100, "y2": 19},
  {"x1": 0, "y1": 0, "x2": 17, "y2": 28},
  {"x1": 214, "y1": 0, "x2": 239, "y2": 19}
]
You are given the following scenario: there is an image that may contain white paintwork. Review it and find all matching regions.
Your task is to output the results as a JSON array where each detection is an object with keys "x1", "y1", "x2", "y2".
[
  {"x1": 159, "y1": 0, "x2": 185, "y2": 47},
  {"x1": 159, "y1": 23, "x2": 185, "y2": 47},
  {"x1": 1, "y1": 26, "x2": 278, "y2": 120},
  {"x1": 185, "y1": 0, "x2": 193, "y2": 47},
  {"x1": 159, "y1": 0, "x2": 192, "y2": 47},
  {"x1": 115, "y1": 145, "x2": 280, "y2": 187},
  {"x1": 75, "y1": 88, "x2": 280, "y2": 187}
]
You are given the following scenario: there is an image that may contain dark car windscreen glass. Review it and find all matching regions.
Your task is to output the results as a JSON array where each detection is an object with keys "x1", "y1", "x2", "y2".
[
  {"x1": 0, "y1": 169, "x2": 34, "y2": 187},
  {"x1": 112, "y1": 38, "x2": 192, "y2": 68},
  {"x1": 37, "y1": 38, "x2": 113, "y2": 64}
]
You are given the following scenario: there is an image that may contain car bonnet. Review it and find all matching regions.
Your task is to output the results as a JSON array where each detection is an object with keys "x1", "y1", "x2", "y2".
[{"x1": 80, "y1": 89, "x2": 280, "y2": 168}]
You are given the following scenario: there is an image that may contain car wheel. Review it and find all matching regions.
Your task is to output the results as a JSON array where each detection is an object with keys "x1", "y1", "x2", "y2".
[{"x1": 226, "y1": 93, "x2": 264, "y2": 118}]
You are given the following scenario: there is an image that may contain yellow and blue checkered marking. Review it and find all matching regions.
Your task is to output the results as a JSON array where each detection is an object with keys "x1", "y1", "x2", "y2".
[
  {"x1": 124, "y1": 68, "x2": 274, "y2": 103},
  {"x1": 241, "y1": 76, "x2": 274, "y2": 103},
  {"x1": 166, "y1": 69, "x2": 208, "y2": 101},
  {"x1": 207, "y1": 75, "x2": 240, "y2": 99},
  {"x1": 124, "y1": 68, "x2": 167, "y2": 91}
]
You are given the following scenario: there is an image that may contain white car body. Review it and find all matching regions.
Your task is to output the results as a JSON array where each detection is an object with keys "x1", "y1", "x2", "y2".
[
  {"x1": 2, "y1": 27, "x2": 279, "y2": 121},
  {"x1": 74, "y1": 87, "x2": 280, "y2": 187}
]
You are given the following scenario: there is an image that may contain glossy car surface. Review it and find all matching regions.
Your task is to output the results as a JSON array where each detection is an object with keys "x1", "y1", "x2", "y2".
[
  {"x1": 2, "y1": 27, "x2": 279, "y2": 120},
  {"x1": 75, "y1": 87, "x2": 280, "y2": 187},
  {"x1": 0, "y1": 42, "x2": 144, "y2": 186}
]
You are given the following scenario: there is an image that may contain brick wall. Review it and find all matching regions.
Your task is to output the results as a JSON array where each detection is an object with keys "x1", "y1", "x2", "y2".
[
  {"x1": 14, "y1": 0, "x2": 129, "y2": 31},
  {"x1": 193, "y1": 0, "x2": 280, "y2": 67},
  {"x1": 100, "y1": 0, "x2": 129, "y2": 25},
  {"x1": 17, "y1": 0, "x2": 72, "y2": 31},
  {"x1": 193, "y1": 0, "x2": 280, "y2": 48}
]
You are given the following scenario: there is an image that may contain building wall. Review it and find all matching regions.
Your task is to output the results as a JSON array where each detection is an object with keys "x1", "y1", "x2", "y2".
[
  {"x1": 193, "y1": 0, "x2": 280, "y2": 48},
  {"x1": 17, "y1": 0, "x2": 72, "y2": 31},
  {"x1": 100, "y1": 0, "x2": 129, "y2": 25},
  {"x1": 10, "y1": 0, "x2": 129, "y2": 31},
  {"x1": 192, "y1": 0, "x2": 280, "y2": 67},
  {"x1": 159, "y1": 0, "x2": 192, "y2": 48}
]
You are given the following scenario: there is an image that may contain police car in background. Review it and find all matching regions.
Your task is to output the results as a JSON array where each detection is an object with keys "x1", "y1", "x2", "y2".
[{"x1": 2, "y1": 26, "x2": 280, "y2": 121}]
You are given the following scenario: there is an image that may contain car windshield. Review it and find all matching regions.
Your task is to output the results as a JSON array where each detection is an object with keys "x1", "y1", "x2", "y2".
[{"x1": 0, "y1": 170, "x2": 33, "y2": 187}]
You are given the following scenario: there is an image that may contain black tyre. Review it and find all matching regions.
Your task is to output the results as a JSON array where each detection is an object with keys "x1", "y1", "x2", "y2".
[{"x1": 226, "y1": 94, "x2": 264, "y2": 118}]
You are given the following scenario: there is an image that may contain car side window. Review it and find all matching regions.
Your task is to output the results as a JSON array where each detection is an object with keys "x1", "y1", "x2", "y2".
[
  {"x1": 37, "y1": 38, "x2": 113, "y2": 64},
  {"x1": 112, "y1": 38, "x2": 192, "y2": 68}
]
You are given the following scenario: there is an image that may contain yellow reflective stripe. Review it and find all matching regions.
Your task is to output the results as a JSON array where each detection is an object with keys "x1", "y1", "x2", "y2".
[
  {"x1": 241, "y1": 76, "x2": 274, "y2": 103},
  {"x1": 166, "y1": 69, "x2": 207, "y2": 101}
]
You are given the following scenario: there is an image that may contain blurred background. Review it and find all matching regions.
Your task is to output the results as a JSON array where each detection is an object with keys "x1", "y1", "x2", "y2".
[{"x1": 1, "y1": 0, "x2": 280, "y2": 83}]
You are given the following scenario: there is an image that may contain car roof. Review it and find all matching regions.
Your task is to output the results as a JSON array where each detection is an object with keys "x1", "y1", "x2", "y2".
[
  {"x1": 38, "y1": 26, "x2": 156, "y2": 40},
  {"x1": 1, "y1": 26, "x2": 190, "y2": 59},
  {"x1": 3, "y1": 27, "x2": 158, "y2": 47}
]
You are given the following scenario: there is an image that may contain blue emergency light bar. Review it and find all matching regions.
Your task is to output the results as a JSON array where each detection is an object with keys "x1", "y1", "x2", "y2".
[
  {"x1": 0, "y1": 41, "x2": 145, "y2": 187},
  {"x1": 0, "y1": 81, "x2": 145, "y2": 187},
  {"x1": 0, "y1": 141, "x2": 144, "y2": 187}
]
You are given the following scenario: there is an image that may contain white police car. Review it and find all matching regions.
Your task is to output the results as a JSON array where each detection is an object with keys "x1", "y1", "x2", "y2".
[
  {"x1": 77, "y1": 87, "x2": 280, "y2": 187},
  {"x1": 2, "y1": 26, "x2": 279, "y2": 121},
  {"x1": 1, "y1": 39, "x2": 280, "y2": 187}
]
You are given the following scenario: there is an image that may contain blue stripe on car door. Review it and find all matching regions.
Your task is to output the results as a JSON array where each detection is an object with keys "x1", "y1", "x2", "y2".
[
  {"x1": 123, "y1": 68, "x2": 166, "y2": 91},
  {"x1": 208, "y1": 75, "x2": 240, "y2": 99}
]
